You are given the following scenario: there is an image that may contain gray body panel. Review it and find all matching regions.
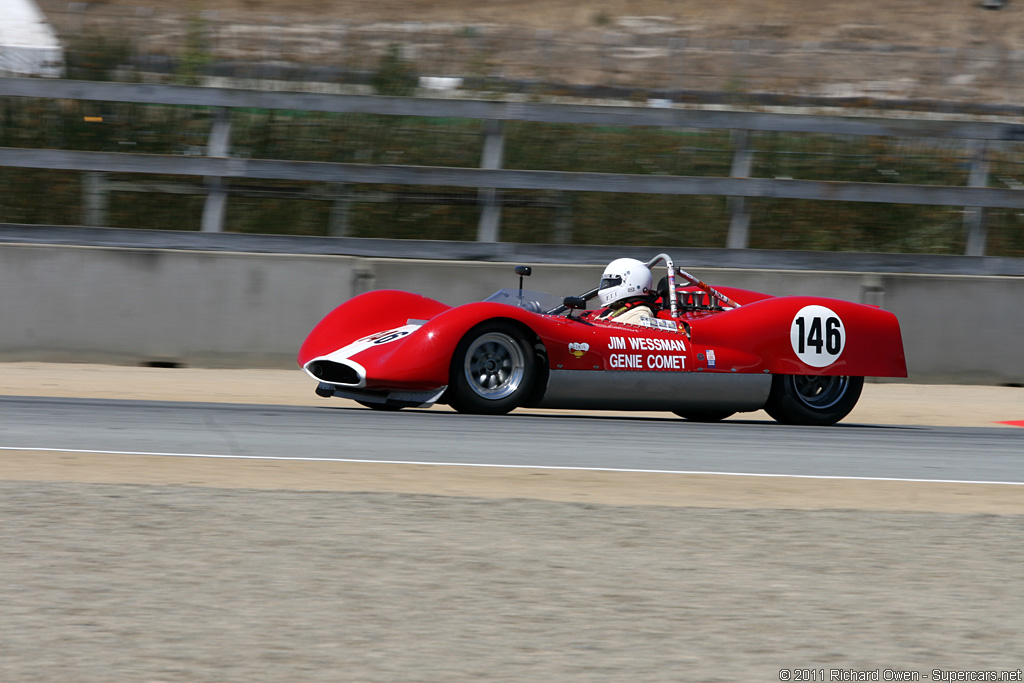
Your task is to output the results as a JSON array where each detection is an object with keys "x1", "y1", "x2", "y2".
[{"x1": 536, "y1": 369, "x2": 772, "y2": 412}]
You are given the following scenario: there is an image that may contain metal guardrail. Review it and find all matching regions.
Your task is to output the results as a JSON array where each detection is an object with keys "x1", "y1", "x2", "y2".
[
  {"x1": 6, "y1": 223, "x2": 1024, "y2": 276},
  {"x1": 5, "y1": 77, "x2": 1024, "y2": 140},
  {"x1": 1, "y1": 77, "x2": 1021, "y2": 254},
  {"x1": 5, "y1": 147, "x2": 1022, "y2": 208}
]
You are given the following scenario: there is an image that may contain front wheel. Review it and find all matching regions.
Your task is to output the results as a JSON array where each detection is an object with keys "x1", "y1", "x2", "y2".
[
  {"x1": 448, "y1": 322, "x2": 536, "y2": 415},
  {"x1": 763, "y1": 375, "x2": 863, "y2": 426}
]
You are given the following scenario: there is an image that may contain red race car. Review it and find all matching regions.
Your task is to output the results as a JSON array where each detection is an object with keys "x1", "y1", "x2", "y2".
[{"x1": 298, "y1": 254, "x2": 906, "y2": 425}]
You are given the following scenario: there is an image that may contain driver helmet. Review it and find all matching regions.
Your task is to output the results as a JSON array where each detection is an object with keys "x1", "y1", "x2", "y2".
[{"x1": 597, "y1": 258, "x2": 653, "y2": 307}]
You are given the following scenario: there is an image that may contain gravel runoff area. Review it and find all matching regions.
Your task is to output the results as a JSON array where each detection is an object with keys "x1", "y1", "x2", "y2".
[{"x1": 2, "y1": 363, "x2": 1023, "y2": 682}]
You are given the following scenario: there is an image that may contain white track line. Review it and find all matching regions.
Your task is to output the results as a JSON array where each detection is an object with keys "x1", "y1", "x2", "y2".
[{"x1": 3, "y1": 446, "x2": 1023, "y2": 486}]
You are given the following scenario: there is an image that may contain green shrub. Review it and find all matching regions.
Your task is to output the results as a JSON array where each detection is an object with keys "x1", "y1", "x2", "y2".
[{"x1": 370, "y1": 45, "x2": 418, "y2": 97}]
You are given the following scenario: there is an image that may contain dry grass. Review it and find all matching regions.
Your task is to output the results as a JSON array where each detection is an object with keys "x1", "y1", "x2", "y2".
[{"x1": 37, "y1": 0, "x2": 1024, "y2": 48}]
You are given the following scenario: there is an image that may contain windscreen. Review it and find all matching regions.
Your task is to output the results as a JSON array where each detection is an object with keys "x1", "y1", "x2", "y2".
[{"x1": 483, "y1": 288, "x2": 565, "y2": 314}]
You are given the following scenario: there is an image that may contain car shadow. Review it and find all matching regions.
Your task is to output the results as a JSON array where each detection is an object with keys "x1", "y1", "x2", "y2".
[{"x1": 313, "y1": 403, "x2": 924, "y2": 430}]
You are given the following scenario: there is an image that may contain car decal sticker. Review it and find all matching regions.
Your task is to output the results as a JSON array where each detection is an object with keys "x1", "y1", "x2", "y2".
[
  {"x1": 321, "y1": 323, "x2": 423, "y2": 363},
  {"x1": 607, "y1": 352, "x2": 687, "y2": 370},
  {"x1": 791, "y1": 305, "x2": 846, "y2": 367},
  {"x1": 604, "y1": 335, "x2": 689, "y2": 371},
  {"x1": 568, "y1": 342, "x2": 590, "y2": 358},
  {"x1": 639, "y1": 316, "x2": 679, "y2": 332}
]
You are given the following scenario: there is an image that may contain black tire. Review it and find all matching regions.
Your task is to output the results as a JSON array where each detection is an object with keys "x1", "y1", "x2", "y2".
[
  {"x1": 672, "y1": 410, "x2": 735, "y2": 422},
  {"x1": 356, "y1": 400, "x2": 403, "y2": 411},
  {"x1": 763, "y1": 374, "x2": 864, "y2": 426},
  {"x1": 448, "y1": 321, "x2": 536, "y2": 415}
]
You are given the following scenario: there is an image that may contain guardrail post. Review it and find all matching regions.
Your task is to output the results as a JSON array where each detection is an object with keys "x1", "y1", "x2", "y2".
[
  {"x1": 82, "y1": 172, "x2": 109, "y2": 227},
  {"x1": 201, "y1": 107, "x2": 232, "y2": 233},
  {"x1": 964, "y1": 139, "x2": 990, "y2": 256},
  {"x1": 328, "y1": 184, "x2": 353, "y2": 236},
  {"x1": 726, "y1": 129, "x2": 754, "y2": 249},
  {"x1": 476, "y1": 119, "x2": 505, "y2": 242},
  {"x1": 552, "y1": 193, "x2": 573, "y2": 244}
]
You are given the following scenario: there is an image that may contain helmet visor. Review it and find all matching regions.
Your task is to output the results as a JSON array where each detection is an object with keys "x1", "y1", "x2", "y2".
[{"x1": 599, "y1": 276, "x2": 622, "y2": 290}]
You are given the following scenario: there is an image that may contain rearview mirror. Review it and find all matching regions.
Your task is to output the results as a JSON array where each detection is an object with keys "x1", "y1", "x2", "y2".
[
  {"x1": 514, "y1": 265, "x2": 532, "y2": 276},
  {"x1": 562, "y1": 296, "x2": 586, "y2": 310}
]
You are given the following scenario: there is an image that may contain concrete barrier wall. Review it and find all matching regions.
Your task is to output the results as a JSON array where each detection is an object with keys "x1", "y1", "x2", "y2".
[{"x1": 1, "y1": 242, "x2": 1022, "y2": 384}]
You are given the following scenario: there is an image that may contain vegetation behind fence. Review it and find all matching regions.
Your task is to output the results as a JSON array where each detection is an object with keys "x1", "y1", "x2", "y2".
[
  {"x1": 4, "y1": 91, "x2": 1024, "y2": 257},
  {"x1": 6, "y1": 14, "x2": 1024, "y2": 259}
]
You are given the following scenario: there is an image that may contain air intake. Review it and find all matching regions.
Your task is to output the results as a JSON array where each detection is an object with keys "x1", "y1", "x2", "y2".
[{"x1": 307, "y1": 361, "x2": 360, "y2": 385}]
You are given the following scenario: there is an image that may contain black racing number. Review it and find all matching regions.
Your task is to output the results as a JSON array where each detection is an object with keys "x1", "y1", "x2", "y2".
[
  {"x1": 796, "y1": 316, "x2": 840, "y2": 354},
  {"x1": 372, "y1": 330, "x2": 410, "y2": 345},
  {"x1": 807, "y1": 317, "x2": 823, "y2": 353},
  {"x1": 825, "y1": 316, "x2": 842, "y2": 355}
]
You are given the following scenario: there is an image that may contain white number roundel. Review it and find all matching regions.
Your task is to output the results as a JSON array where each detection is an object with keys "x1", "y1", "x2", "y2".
[{"x1": 790, "y1": 305, "x2": 845, "y2": 367}]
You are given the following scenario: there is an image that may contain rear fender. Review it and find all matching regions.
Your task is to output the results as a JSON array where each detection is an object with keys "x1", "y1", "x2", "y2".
[{"x1": 689, "y1": 296, "x2": 907, "y2": 377}]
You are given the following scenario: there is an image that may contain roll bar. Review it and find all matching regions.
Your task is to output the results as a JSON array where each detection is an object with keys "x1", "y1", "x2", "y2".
[{"x1": 646, "y1": 253, "x2": 740, "y2": 315}]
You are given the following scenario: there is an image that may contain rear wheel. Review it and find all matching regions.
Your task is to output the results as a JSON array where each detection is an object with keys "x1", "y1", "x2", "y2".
[
  {"x1": 672, "y1": 410, "x2": 735, "y2": 422},
  {"x1": 764, "y1": 374, "x2": 863, "y2": 426},
  {"x1": 449, "y1": 322, "x2": 536, "y2": 415}
]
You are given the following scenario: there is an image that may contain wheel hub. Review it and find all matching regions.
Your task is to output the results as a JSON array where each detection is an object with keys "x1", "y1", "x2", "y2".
[
  {"x1": 464, "y1": 332, "x2": 525, "y2": 399},
  {"x1": 791, "y1": 375, "x2": 849, "y2": 409}
]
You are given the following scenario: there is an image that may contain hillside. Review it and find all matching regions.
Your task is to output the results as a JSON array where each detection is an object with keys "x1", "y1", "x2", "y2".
[
  {"x1": 34, "y1": 0, "x2": 1024, "y2": 106},
  {"x1": 36, "y1": 0, "x2": 1024, "y2": 49}
]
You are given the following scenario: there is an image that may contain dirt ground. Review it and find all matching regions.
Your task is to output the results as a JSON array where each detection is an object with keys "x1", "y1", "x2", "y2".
[
  {"x1": 43, "y1": 0, "x2": 1024, "y2": 49},
  {"x1": 2, "y1": 363, "x2": 1023, "y2": 682},
  {"x1": 2, "y1": 482, "x2": 1023, "y2": 683}
]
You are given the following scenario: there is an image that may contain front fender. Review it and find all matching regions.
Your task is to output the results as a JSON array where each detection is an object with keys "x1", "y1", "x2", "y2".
[
  {"x1": 300, "y1": 294, "x2": 552, "y2": 391},
  {"x1": 356, "y1": 302, "x2": 549, "y2": 389},
  {"x1": 297, "y1": 290, "x2": 452, "y2": 367}
]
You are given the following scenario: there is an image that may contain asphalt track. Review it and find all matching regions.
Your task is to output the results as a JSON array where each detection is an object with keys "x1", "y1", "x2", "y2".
[{"x1": 2, "y1": 396, "x2": 1021, "y2": 484}]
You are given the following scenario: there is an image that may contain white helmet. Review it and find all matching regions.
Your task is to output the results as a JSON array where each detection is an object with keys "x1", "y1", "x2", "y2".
[{"x1": 597, "y1": 258, "x2": 653, "y2": 307}]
